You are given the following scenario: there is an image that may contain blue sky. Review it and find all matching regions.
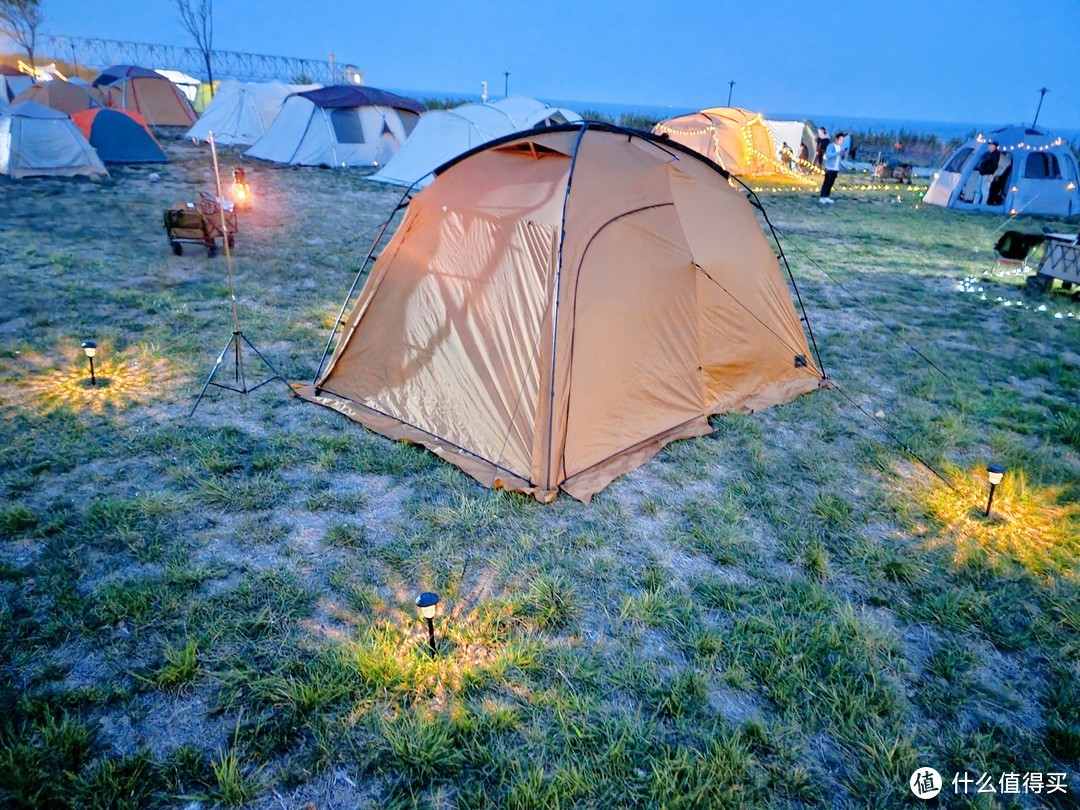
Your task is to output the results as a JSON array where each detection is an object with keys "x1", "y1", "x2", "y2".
[{"x1": 29, "y1": 0, "x2": 1080, "y2": 129}]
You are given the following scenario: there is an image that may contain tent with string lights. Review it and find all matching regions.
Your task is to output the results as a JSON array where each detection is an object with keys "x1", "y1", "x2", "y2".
[
  {"x1": 369, "y1": 96, "x2": 581, "y2": 188},
  {"x1": 92, "y1": 65, "x2": 197, "y2": 127},
  {"x1": 0, "y1": 100, "x2": 108, "y2": 178},
  {"x1": 297, "y1": 122, "x2": 825, "y2": 503},
  {"x1": 185, "y1": 79, "x2": 321, "y2": 146},
  {"x1": 244, "y1": 85, "x2": 425, "y2": 167},
  {"x1": 923, "y1": 126, "x2": 1080, "y2": 217},
  {"x1": 653, "y1": 107, "x2": 817, "y2": 184}
]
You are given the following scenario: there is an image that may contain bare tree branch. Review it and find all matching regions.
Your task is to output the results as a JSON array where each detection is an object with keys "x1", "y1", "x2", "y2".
[
  {"x1": 0, "y1": 0, "x2": 43, "y2": 65},
  {"x1": 176, "y1": 0, "x2": 214, "y2": 92}
]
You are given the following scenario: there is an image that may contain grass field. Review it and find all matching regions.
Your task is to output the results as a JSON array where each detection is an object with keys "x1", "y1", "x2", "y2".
[{"x1": 0, "y1": 136, "x2": 1077, "y2": 808}]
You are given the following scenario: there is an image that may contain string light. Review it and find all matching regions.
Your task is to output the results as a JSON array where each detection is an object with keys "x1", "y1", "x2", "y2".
[{"x1": 975, "y1": 132, "x2": 1065, "y2": 152}]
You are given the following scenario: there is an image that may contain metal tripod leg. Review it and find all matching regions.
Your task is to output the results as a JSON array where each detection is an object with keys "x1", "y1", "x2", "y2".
[{"x1": 189, "y1": 331, "x2": 286, "y2": 417}]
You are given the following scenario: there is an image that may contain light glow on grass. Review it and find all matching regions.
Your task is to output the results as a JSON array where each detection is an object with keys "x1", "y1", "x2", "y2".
[
  {"x1": 5, "y1": 347, "x2": 179, "y2": 415},
  {"x1": 923, "y1": 466, "x2": 1080, "y2": 577}
]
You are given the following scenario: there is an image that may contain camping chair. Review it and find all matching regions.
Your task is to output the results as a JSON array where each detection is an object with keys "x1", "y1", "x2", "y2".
[{"x1": 992, "y1": 231, "x2": 1044, "y2": 276}]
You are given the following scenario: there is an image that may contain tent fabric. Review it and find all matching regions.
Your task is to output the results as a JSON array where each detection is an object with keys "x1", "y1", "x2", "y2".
[
  {"x1": 244, "y1": 85, "x2": 424, "y2": 167},
  {"x1": 763, "y1": 118, "x2": 816, "y2": 163},
  {"x1": 186, "y1": 80, "x2": 319, "y2": 146},
  {"x1": 0, "y1": 72, "x2": 34, "y2": 107},
  {"x1": 94, "y1": 65, "x2": 197, "y2": 127},
  {"x1": 298, "y1": 122, "x2": 823, "y2": 502},
  {"x1": 297, "y1": 85, "x2": 424, "y2": 114},
  {"x1": 0, "y1": 101, "x2": 108, "y2": 178},
  {"x1": 370, "y1": 96, "x2": 582, "y2": 188},
  {"x1": 72, "y1": 108, "x2": 167, "y2": 163},
  {"x1": 924, "y1": 126, "x2": 1080, "y2": 217},
  {"x1": 92, "y1": 65, "x2": 161, "y2": 86},
  {"x1": 11, "y1": 81, "x2": 99, "y2": 116},
  {"x1": 655, "y1": 107, "x2": 807, "y2": 181}
]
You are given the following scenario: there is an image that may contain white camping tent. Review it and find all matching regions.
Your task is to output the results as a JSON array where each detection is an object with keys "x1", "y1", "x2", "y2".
[
  {"x1": 370, "y1": 96, "x2": 582, "y2": 188},
  {"x1": 186, "y1": 80, "x2": 321, "y2": 146},
  {"x1": 244, "y1": 85, "x2": 425, "y2": 167},
  {"x1": 924, "y1": 126, "x2": 1080, "y2": 217},
  {"x1": 763, "y1": 118, "x2": 815, "y2": 162},
  {"x1": 0, "y1": 70, "x2": 34, "y2": 109},
  {"x1": 0, "y1": 100, "x2": 108, "y2": 178}
]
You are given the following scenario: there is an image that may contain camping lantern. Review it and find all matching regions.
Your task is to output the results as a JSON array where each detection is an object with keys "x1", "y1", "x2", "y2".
[
  {"x1": 415, "y1": 592, "x2": 440, "y2": 657},
  {"x1": 985, "y1": 464, "x2": 1005, "y2": 517},
  {"x1": 81, "y1": 341, "x2": 97, "y2": 386},
  {"x1": 231, "y1": 166, "x2": 250, "y2": 209}
]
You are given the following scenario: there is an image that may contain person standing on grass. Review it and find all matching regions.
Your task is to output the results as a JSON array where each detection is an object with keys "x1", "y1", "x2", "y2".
[
  {"x1": 975, "y1": 140, "x2": 1001, "y2": 205},
  {"x1": 814, "y1": 126, "x2": 829, "y2": 168},
  {"x1": 819, "y1": 133, "x2": 845, "y2": 204}
]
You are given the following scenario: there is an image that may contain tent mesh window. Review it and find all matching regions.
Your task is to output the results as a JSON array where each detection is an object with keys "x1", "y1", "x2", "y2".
[
  {"x1": 944, "y1": 147, "x2": 974, "y2": 173},
  {"x1": 1025, "y1": 152, "x2": 1060, "y2": 180},
  {"x1": 331, "y1": 109, "x2": 365, "y2": 144}
]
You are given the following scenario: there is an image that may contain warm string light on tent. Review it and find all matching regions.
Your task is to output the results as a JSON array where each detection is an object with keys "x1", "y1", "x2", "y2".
[
  {"x1": 975, "y1": 133, "x2": 1064, "y2": 152},
  {"x1": 739, "y1": 115, "x2": 818, "y2": 186}
]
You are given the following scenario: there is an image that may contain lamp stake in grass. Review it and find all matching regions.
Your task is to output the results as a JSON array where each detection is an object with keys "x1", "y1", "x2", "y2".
[
  {"x1": 985, "y1": 464, "x2": 1005, "y2": 517},
  {"x1": 81, "y1": 341, "x2": 97, "y2": 386},
  {"x1": 415, "y1": 592, "x2": 439, "y2": 657}
]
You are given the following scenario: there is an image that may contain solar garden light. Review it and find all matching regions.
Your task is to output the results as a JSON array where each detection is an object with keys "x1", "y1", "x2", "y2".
[
  {"x1": 415, "y1": 592, "x2": 440, "y2": 658},
  {"x1": 985, "y1": 464, "x2": 1005, "y2": 517},
  {"x1": 81, "y1": 341, "x2": 97, "y2": 386}
]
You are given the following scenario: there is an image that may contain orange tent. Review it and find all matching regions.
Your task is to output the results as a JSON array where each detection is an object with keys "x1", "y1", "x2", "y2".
[
  {"x1": 93, "y1": 66, "x2": 196, "y2": 127},
  {"x1": 11, "y1": 81, "x2": 98, "y2": 115},
  {"x1": 299, "y1": 123, "x2": 825, "y2": 502},
  {"x1": 655, "y1": 107, "x2": 799, "y2": 180}
]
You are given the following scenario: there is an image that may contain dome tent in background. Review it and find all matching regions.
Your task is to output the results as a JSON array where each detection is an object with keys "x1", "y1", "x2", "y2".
[
  {"x1": 298, "y1": 122, "x2": 824, "y2": 503},
  {"x1": 11, "y1": 80, "x2": 99, "y2": 116},
  {"x1": 186, "y1": 79, "x2": 321, "y2": 146},
  {"x1": 369, "y1": 96, "x2": 581, "y2": 189},
  {"x1": 0, "y1": 100, "x2": 108, "y2": 178},
  {"x1": 93, "y1": 65, "x2": 197, "y2": 127},
  {"x1": 73, "y1": 108, "x2": 167, "y2": 163},
  {"x1": 923, "y1": 126, "x2": 1080, "y2": 217},
  {"x1": 244, "y1": 85, "x2": 425, "y2": 168}
]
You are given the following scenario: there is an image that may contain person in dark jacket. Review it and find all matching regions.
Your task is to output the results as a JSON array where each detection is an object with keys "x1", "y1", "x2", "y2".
[
  {"x1": 814, "y1": 126, "x2": 829, "y2": 168},
  {"x1": 975, "y1": 141, "x2": 1000, "y2": 204}
]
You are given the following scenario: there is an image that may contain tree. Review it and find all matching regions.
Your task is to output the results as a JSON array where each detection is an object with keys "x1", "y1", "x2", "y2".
[
  {"x1": 0, "y1": 0, "x2": 43, "y2": 66},
  {"x1": 176, "y1": 0, "x2": 214, "y2": 94}
]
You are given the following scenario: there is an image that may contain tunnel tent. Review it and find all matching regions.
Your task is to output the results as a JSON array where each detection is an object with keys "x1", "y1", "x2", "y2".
[
  {"x1": 244, "y1": 85, "x2": 425, "y2": 167},
  {"x1": 298, "y1": 122, "x2": 825, "y2": 502},
  {"x1": 369, "y1": 96, "x2": 582, "y2": 188},
  {"x1": 186, "y1": 79, "x2": 321, "y2": 146}
]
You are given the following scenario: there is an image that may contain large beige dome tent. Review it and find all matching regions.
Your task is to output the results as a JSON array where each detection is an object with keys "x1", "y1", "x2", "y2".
[
  {"x1": 244, "y1": 86, "x2": 424, "y2": 167},
  {"x1": 654, "y1": 107, "x2": 812, "y2": 183},
  {"x1": 299, "y1": 122, "x2": 825, "y2": 502},
  {"x1": 923, "y1": 126, "x2": 1080, "y2": 217},
  {"x1": 0, "y1": 101, "x2": 108, "y2": 178},
  {"x1": 369, "y1": 96, "x2": 581, "y2": 188}
]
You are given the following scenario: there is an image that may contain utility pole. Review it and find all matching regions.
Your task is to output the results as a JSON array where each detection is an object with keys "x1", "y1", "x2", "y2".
[
  {"x1": 504, "y1": 70, "x2": 510, "y2": 98},
  {"x1": 727, "y1": 80, "x2": 735, "y2": 107},
  {"x1": 1032, "y1": 87, "x2": 1048, "y2": 128}
]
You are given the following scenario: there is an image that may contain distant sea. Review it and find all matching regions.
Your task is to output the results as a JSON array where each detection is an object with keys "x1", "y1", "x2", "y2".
[{"x1": 393, "y1": 88, "x2": 1080, "y2": 143}]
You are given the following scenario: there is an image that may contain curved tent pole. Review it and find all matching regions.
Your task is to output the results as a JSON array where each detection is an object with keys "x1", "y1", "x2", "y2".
[
  {"x1": 735, "y1": 176, "x2": 828, "y2": 379},
  {"x1": 313, "y1": 183, "x2": 418, "y2": 387},
  {"x1": 542, "y1": 121, "x2": 590, "y2": 491}
]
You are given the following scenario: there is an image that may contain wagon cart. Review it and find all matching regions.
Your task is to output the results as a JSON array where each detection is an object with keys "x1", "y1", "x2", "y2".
[
  {"x1": 164, "y1": 192, "x2": 238, "y2": 257},
  {"x1": 1026, "y1": 231, "x2": 1080, "y2": 295}
]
